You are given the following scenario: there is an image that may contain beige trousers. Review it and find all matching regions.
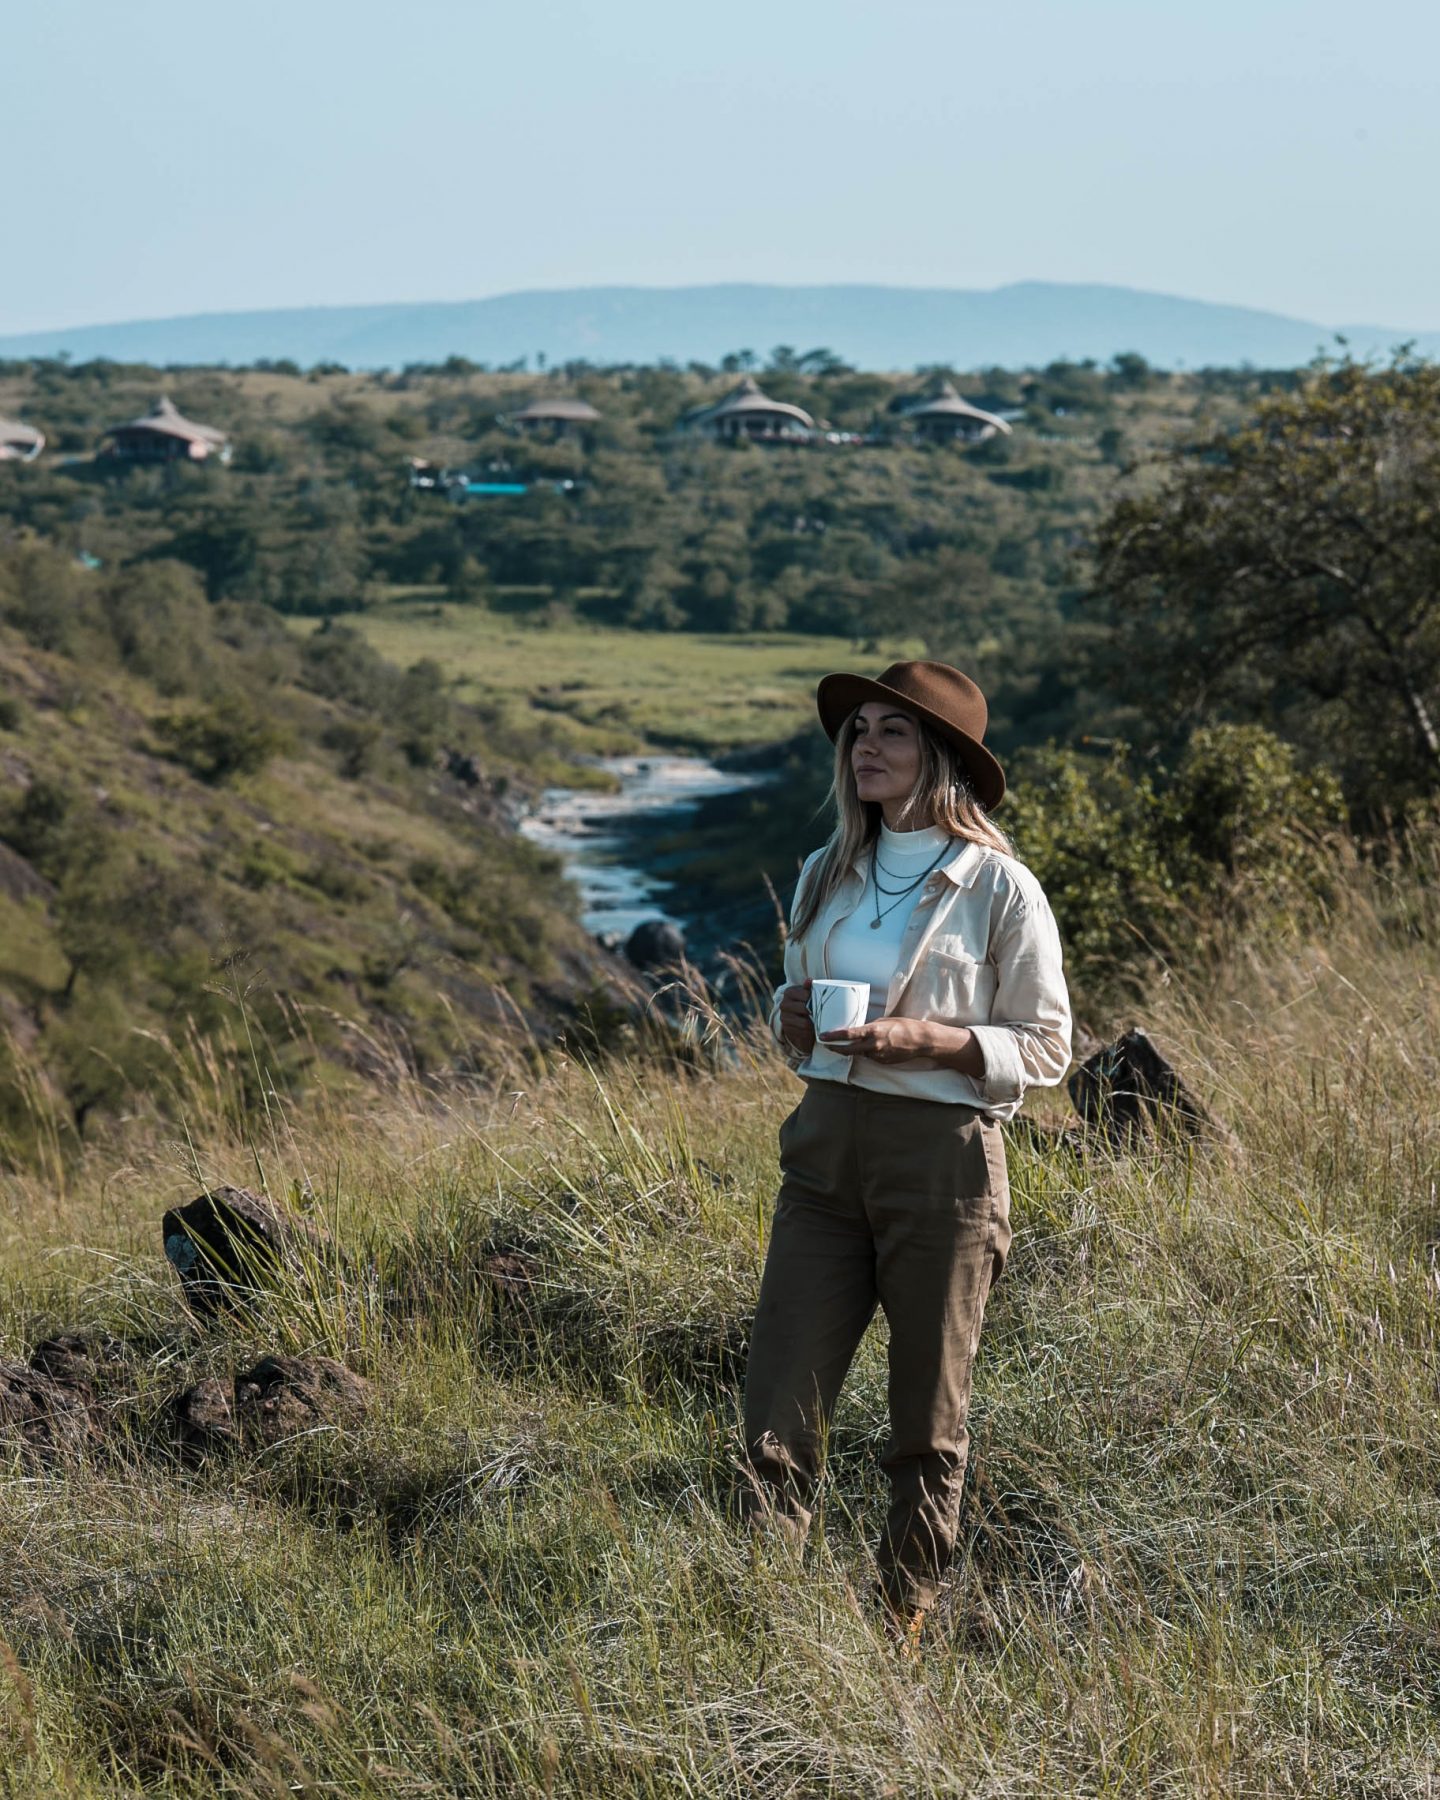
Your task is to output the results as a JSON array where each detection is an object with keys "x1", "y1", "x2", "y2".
[{"x1": 740, "y1": 1080, "x2": 1011, "y2": 1611}]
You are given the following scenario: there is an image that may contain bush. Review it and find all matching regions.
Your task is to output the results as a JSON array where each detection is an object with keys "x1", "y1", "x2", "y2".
[
  {"x1": 1161, "y1": 724, "x2": 1346, "y2": 929},
  {"x1": 301, "y1": 624, "x2": 391, "y2": 710},
  {"x1": 1005, "y1": 745, "x2": 1169, "y2": 983},
  {"x1": 2, "y1": 777, "x2": 102, "y2": 882},
  {"x1": 155, "y1": 695, "x2": 290, "y2": 783},
  {"x1": 323, "y1": 716, "x2": 383, "y2": 779},
  {"x1": 101, "y1": 560, "x2": 214, "y2": 694},
  {"x1": 393, "y1": 659, "x2": 451, "y2": 767},
  {"x1": 1006, "y1": 724, "x2": 1346, "y2": 991},
  {"x1": 447, "y1": 554, "x2": 492, "y2": 606}
]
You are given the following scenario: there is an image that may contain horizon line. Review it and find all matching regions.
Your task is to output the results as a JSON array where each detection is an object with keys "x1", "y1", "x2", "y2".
[{"x1": 0, "y1": 277, "x2": 1431, "y2": 344}]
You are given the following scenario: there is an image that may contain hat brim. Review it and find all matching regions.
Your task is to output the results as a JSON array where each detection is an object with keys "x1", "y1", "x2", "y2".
[{"x1": 816, "y1": 672, "x2": 1006, "y2": 812}]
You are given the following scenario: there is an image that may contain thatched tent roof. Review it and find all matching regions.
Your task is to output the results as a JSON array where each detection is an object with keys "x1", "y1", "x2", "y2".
[
  {"x1": 512, "y1": 396, "x2": 602, "y2": 424},
  {"x1": 903, "y1": 381, "x2": 1011, "y2": 434},
  {"x1": 703, "y1": 376, "x2": 815, "y2": 429},
  {"x1": 0, "y1": 418, "x2": 44, "y2": 461},
  {"x1": 107, "y1": 396, "x2": 229, "y2": 447}
]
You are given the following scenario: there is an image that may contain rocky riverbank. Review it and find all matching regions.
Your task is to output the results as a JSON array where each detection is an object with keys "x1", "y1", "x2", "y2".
[{"x1": 518, "y1": 753, "x2": 779, "y2": 979}]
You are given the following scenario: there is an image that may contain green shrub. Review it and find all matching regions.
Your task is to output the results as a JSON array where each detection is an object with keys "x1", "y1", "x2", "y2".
[
  {"x1": 1005, "y1": 744, "x2": 1169, "y2": 983},
  {"x1": 323, "y1": 716, "x2": 383, "y2": 779},
  {"x1": 2, "y1": 777, "x2": 103, "y2": 882},
  {"x1": 1007, "y1": 724, "x2": 1346, "y2": 991},
  {"x1": 101, "y1": 559, "x2": 214, "y2": 694},
  {"x1": 155, "y1": 695, "x2": 290, "y2": 782},
  {"x1": 303, "y1": 854, "x2": 371, "y2": 904},
  {"x1": 447, "y1": 554, "x2": 493, "y2": 606},
  {"x1": 1161, "y1": 723, "x2": 1346, "y2": 929},
  {"x1": 393, "y1": 658, "x2": 452, "y2": 767}
]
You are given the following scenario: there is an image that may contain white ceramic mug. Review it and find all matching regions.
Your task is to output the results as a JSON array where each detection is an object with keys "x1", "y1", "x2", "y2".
[{"x1": 807, "y1": 979, "x2": 870, "y2": 1044}]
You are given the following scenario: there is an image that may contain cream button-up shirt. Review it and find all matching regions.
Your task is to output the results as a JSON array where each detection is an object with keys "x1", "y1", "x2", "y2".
[{"x1": 767, "y1": 838, "x2": 1073, "y2": 1119}]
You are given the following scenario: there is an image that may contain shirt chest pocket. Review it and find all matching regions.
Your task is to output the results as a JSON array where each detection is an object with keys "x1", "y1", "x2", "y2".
[
  {"x1": 922, "y1": 949, "x2": 997, "y2": 1026},
  {"x1": 927, "y1": 926, "x2": 990, "y2": 963}
]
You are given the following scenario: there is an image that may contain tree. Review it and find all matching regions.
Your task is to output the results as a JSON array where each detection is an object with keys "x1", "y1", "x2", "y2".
[
  {"x1": 796, "y1": 347, "x2": 852, "y2": 377},
  {"x1": 1089, "y1": 357, "x2": 1440, "y2": 811},
  {"x1": 872, "y1": 548, "x2": 999, "y2": 667},
  {"x1": 1108, "y1": 351, "x2": 1152, "y2": 389}
]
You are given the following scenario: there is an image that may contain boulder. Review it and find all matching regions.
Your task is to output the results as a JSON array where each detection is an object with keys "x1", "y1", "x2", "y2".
[
  {"x1": 29, "y1": 1330, "x2": 129, "y2": 1390},
  {"x1": 0, "y1": 1361, "x2": 98, "y2": 1461},
  {"x1": 172, "y1": 1375, "x2": 240, "y2": 1458},
  {"x1": 624, "y1": 918, "x2": 686, "y2": 972},
  {"x1": 1067, "y1": 1028, "x2": 1221, "y2": 1152},
  {"x1": 162, "y1": 1185, "x2": 329, "y2": 1315},
  {"x1": 235, "y1": 1353, "x2": 372, "y2": 1445},
  {"x1": 28, "y1": 1331, "x2": 133, "y2": 1431},
  {"x1": 173, "y1": 1354, "x2": 371, "y2": 1459}
]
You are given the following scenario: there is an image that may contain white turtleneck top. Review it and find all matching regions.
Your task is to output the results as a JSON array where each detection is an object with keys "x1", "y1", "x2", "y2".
[{"x1": 819, "y1": 821, "x2": 955, "y2": 1097}]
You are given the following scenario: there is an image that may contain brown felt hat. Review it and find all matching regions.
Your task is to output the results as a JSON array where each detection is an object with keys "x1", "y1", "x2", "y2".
[{"x1": 816, "y1": 660, "x2": 1006, "y2": 811}]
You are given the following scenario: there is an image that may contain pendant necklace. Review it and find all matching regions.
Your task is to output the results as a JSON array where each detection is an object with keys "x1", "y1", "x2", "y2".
[{"x1": 867, "y1": 838, "x2": 951, "y2": 928}]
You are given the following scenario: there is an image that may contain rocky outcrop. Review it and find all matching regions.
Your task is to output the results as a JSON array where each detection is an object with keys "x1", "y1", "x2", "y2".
[
  {"x1": 162, "y1": 1186, "x2": 331, "y2": 1315},
  {"x1": 0, "y1": 1361, "x2": 98, "y2": 1462},
  {"x1": 174, "y1": 1353, "x2": 372, "y2": 1459}
]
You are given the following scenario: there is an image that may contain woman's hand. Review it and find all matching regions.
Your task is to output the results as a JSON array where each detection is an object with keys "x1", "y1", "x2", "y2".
[
  {"x1": 820, "y1": 1016, "x2": 985, "y2": 1074},
  {"x1": 778, "y1": 980, "x2": 816, "y2": 1054}
]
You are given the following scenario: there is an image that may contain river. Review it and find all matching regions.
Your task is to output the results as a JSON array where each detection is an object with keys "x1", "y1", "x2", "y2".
[{"x1": 517, "y1": 754, "x2": 773, "y2": 946}]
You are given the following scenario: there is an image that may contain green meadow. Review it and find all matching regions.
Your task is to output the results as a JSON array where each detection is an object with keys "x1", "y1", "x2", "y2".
[{"x1": 323, "y1": 592, "x2": 923, "y2": 756}]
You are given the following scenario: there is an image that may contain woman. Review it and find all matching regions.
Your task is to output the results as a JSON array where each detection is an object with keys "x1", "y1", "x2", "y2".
[{"x1": 740, "y1": 659, "x2": 1072, "y2": 1650}]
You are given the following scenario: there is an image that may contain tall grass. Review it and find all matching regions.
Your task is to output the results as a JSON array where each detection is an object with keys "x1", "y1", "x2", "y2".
[{"x1": 2, "y1": 858, "x2": 1438, "y2": 1796}]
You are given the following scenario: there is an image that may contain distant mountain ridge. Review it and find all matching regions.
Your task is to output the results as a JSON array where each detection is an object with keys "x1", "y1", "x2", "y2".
[{"x1": 1, "y1": 282, "x2": 1434, "y2": 371}]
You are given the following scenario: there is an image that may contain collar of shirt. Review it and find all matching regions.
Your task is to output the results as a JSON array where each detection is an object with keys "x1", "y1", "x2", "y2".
[{"x1": 840, "y1": 838, "x2": 986, "y2": 892}]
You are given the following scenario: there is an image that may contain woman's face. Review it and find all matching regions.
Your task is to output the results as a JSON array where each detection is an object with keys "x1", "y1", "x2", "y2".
[{"x1": 850, "y1": 701, "x2": 922, "y2": 817}]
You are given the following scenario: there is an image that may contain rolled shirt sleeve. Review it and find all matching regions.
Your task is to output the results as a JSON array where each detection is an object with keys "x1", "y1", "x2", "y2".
[{"x1": 965, "y1": 880, "x2": 1072, "y2": 1108}]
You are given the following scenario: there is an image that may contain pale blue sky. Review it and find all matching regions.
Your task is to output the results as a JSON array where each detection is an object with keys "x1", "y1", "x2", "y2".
[{"x1": 5, "y1": 0, "x2": 1438, "y2": 334}]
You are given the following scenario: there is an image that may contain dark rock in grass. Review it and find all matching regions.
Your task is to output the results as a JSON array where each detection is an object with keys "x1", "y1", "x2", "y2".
[
  {"x1": 444, "y1": 747, "x2": 487, "y2": 788},
  {"x1": 173, "y1": 1355, "x2": 371, "y2": 1460},
  {"x1": 0, "y1": 1360, "x2": 98, "y2": 1461},
  {"x1": 162, "y1": 1185, "x2": 329, "y2": 1315},
  {"x1": 624, "y1": 917, "x2": 686, "y2": 972},
  {"x1": 233, "y1": 1353, "x2": 371, "y2": 1446},
  {"x1": 1066, "y1": 1028, "x2": 1223, "y2": 1153},
  {"x1": 26, "y1": 1331, "x2": 138, "y2": 1443},
  {"x1": 29, "y1": 1330, "x2": 130, "y2": 1390},
  {"x1": 172, "y1": 1375, "x2": 240, "y2": 1458}
]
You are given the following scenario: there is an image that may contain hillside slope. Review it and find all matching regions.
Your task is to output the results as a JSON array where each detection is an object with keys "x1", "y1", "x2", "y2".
[{"x1": 0, "y1": 541, "x2": 618, "y2": 1161}]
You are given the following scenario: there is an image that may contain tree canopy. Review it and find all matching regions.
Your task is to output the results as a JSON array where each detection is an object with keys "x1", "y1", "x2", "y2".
[{"x1": 1090, "y1": 357, "x2": 1440, "y2": 813}]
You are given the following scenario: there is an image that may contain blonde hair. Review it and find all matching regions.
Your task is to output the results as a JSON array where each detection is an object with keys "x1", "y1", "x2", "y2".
[{"x1": 790, "y1": 705, "x2": 1010, "y2": 942}]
